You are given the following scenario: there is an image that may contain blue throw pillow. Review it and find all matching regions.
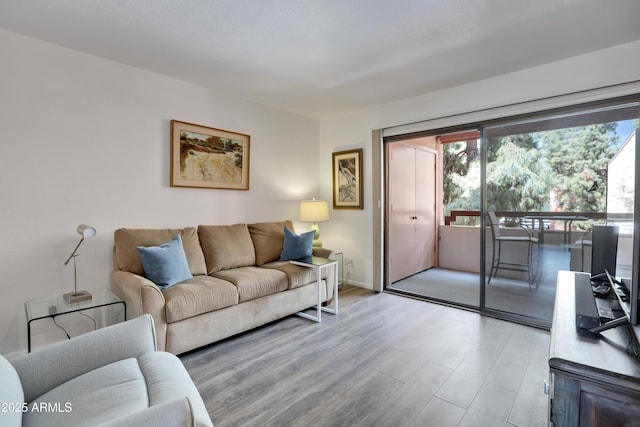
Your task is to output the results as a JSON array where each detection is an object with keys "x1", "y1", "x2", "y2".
[
  {"x1": 136, "y1": 234, "x2": 193, "y2": 288},
  {"x1": 279, "y1": 226, "x2": 314, "y2": 261}
]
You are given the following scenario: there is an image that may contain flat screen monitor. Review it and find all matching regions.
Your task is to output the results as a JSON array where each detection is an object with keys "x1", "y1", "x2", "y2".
[{"x1": 590, "y1": 225, "x2": 618, "y2": 281}]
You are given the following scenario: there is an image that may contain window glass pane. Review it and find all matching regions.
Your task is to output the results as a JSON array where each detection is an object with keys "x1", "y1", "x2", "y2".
[
  {"x1": 386, "y1": 97, "x2": 640, "y2": 330},
  {"x1": 484, "y1": 103, "x2": 639, "y2": 325}
]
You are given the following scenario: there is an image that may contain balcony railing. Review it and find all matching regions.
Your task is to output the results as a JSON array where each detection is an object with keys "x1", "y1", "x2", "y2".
[{"x1": 444, "y1": 210, "x2": 607, "y2": 226}]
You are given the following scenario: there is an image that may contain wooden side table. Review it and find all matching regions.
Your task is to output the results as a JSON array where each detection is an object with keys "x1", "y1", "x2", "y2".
[
  {"x1": 25, "y1": 287, "x2": 126, "y2": 352},
  {"x1": 290, "y1": 256, "x2": 338, "y2": 322}
]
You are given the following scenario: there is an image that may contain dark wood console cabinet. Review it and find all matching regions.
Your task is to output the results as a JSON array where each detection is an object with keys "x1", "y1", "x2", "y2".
[{"x1": 549, "y1": 271, "x2": 640, "y2": 426}]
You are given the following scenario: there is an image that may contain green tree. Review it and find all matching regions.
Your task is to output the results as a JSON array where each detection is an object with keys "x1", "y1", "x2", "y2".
[
  {"x1": 539, "y1": 123, "x2": 619, "y2": 212},
  {"x1": 442, "y1": 140, "x2": 478, "y2": 206},
  {"x1": 486, "y1": 133, "x2": 536, "y2": 163},
  {"x1": 486, "y1": 134, "x2": 551, "y2": 212},
  {"x1": 442, "y1": 121, "x2": 624, "y2": 224},
  {"x1": 442, "y1": 140, "x2": 481, "y2": 225}
]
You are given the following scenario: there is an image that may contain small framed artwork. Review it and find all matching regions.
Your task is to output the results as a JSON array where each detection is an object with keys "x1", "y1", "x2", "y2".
[
  {"x1": 332, "y1": 148, "x2": 363, "y2": 209},
  {"x1": 170, "y1": 120, "x2": 250, "y2": 190}
]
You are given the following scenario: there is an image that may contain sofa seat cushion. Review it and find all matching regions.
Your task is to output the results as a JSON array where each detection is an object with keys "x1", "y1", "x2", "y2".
[
  {"x1": 163, "y1": 275, "x2": 239, "y2": 323},
  {"x1": 22, "y1": 352, "x2": 207, "y2": 427},
  {"x1": 262, "y1": 261, "x2": 317, "y2": 289},
  {"x1": 198, "y1": 224, "x2": 256, "y2": 273},
  {"x1": 248, "y1": 220, "x2": 294, "y2": 265},
  {"x1": 212, "y1": 266, "x2": 288, "y2": 303},
  {"x1": 114, "y1": 228, "x2": 207, "y2": 276}
]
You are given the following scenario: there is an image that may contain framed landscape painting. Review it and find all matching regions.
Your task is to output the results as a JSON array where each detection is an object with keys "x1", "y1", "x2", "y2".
[
  {"x1": 332, "y1": 148, "x2": 363, "y2": 209},
  {"x1": 170, "y1": 120, "x2": 250, "y2": 190}
]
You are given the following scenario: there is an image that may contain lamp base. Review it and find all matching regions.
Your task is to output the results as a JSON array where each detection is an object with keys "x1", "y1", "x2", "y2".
[
  {"x1": 310, "y1": 223, "x2": 323, "y2": 248},
  {"x1": 64, "y1": 290, "x2": 92, "y2": 304}
]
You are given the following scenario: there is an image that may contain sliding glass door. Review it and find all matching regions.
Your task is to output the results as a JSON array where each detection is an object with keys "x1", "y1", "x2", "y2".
[
  {"x1": 385, "y1": 95, "x2": 640, "y2": 329},
  {"x1": 482, "y1": 102, "x2": 640, "y2": 326}
]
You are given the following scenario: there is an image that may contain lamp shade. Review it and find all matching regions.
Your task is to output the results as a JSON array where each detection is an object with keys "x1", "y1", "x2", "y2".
[
  {"x1": 77, "y1": 224, "x2": 96, "y2": 239},
  {"x1": 299, "y1": 199, "x2": 329, "y2": 222}
]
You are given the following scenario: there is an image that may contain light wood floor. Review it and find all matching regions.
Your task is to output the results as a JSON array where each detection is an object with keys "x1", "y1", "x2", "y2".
[{"x1": 181, "y1": 285, "x2": 550, "y2": 427}]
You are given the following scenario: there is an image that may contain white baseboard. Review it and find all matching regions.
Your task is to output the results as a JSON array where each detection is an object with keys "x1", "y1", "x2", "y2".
[{"x1": 342, "y1": 279, "x2": 373, "y2": 290}]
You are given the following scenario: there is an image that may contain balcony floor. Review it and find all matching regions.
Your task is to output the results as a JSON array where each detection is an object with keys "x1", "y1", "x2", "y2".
[{"x1": 387, "y1": 244, "x2": 571, "y2": 327}]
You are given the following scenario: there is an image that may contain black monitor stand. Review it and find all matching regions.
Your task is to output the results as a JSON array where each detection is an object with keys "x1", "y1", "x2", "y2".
[{"x1": 589, "y1": 315, "x2": 629, "y2": 334}]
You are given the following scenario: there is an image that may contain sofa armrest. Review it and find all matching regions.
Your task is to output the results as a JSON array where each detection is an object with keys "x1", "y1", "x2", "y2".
[
  {"x1": 312, "y1": 247, "x2": 335, "y2": 259},
  {"x1": 96, "y1": 398, "x2": 212, "y2": 427},
  {"x1": 12, "y1": 314, "x2": 157, "y2": 403},
  {"x1": 111, "y1": 270, "x2": 165, "y2": 319},
  {"x1": 111, "y1": 270, "x2": 169, "y2": 351}
]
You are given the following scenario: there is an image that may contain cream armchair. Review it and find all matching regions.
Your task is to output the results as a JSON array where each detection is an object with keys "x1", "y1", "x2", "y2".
[{"x1": 0, "y1": 315, "x2": 212, "y2": 427}]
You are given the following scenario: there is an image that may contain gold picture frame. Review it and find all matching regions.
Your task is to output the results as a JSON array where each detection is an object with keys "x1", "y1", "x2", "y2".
[
  {"x1": 332, "y1": 148, "x2": 363, "y2": 209},
  {"x1": 170, "y1": 120, "x2": 250, "y2": 190}
]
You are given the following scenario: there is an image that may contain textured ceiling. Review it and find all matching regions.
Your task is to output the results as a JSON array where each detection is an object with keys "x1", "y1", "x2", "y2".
[{"x1": 2, "y1": 0, "x2": 640, "y2": 118}]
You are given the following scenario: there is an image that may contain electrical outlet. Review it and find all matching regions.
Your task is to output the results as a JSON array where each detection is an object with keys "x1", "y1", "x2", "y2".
[{"x1": 344, "y1": 257, "x2": 354, "y2": 267}]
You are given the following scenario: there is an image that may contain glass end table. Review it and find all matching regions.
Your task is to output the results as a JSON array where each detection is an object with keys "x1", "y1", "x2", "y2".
[{"x1": 25, "y1": 287, "x2": 126, "y2": 352}]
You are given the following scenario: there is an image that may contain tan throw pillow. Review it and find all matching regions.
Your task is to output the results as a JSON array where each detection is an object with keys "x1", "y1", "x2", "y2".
[
  {"x1": 198, "y1": 224, "x2": 256, "y2": 273},
  {"x1": 248, "y1": 220, "x2": 294, "y2": 266},
  {"x1": 113, "y1": 227, "x2": 207, "y2": 276}
]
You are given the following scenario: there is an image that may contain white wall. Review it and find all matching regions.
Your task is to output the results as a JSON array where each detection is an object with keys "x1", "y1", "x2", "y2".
[
  {"x1": 0, "y1": 29, "x2": 321, "y2": 355},
  {"x1": 3, "y1": 27, "x2": 640, "y2": 354},
  {"x1": 319, "y1": 40, "x2": 640, "y2": 290}
]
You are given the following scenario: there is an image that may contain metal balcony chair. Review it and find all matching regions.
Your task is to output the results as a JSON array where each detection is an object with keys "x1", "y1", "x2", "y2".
[{"x1": 487, "y1": 211, "x2": 539, "y2": 290}]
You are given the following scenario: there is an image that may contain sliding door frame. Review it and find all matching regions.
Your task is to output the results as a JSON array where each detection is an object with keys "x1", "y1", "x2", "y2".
[{"x1": 376, "y1": 91, "x2": 640, "y2": 328}]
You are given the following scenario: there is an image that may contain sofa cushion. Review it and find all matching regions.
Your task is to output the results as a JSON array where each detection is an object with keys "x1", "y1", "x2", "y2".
[
  {"x1": 198, "y1": 224, "x2": 256, "y2": 273},
  {"x1": 162, "y1": 275, "x2": 239, "y2": 323},
  {"x1": 212, "y1": 266, "x2": 288, "y2": 303},
  {"x1": 0, "y1": 355, "x2": 23, "y2": 427},
  {"x1": 22, "y1": 353, "x2": 210, "y2": 427},
  {"x1": 279, "y1": 226, "x2": 314, "y2": 261},
  {"x1": 137, "y1": 235, "x2": 193, "y2": 288},
  {"x1": 114, "y1": 228, "x2": 207, "y2": 276},
  {"x1": 248, "y1": 220, "x2": 294, "y2": 265},
  {"x1": 262, "y1": 260, "x2": 318, "y2": 289}
]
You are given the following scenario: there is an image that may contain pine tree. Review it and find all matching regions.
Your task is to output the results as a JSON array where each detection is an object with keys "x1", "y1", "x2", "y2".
[
  {"x1": 442, "y1": 140, "x2": 478, "y2": 206},
  {"x1": 539, "y1": 123, "x2": 619, "y2": 212},
  {"x1": 486, "y1": 134, "x2": 550, "y2": 212},
  {"x1": 442, "y1": 122, "x2": 623, "y2": 221}
]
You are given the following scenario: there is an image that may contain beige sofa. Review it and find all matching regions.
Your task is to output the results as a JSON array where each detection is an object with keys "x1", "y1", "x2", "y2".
[{"x1": 111, "y1": 220, "x2": 335, "y2": 355}]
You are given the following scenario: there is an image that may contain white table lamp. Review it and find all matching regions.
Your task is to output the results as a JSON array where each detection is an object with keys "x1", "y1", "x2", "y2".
[{"x1": 299, "y1": 199, "x2": 329, "y2": 247}]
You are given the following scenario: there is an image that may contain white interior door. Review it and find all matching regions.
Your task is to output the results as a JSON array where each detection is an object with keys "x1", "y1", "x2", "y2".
[
  {"x1": 388, "y1": 143, "x2": 437, "y2": 283},
  {"x1": 388, "y1": 143, "x2": 418, "y2": 283},
  {"x1": 415, "y1": 148, "x2": 436, "y2": 272}
]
